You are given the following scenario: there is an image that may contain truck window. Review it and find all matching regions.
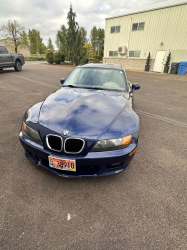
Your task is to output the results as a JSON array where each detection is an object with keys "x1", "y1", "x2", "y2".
[{"x1": 0, "y1": 46, "x2": 8, "y2": 54}]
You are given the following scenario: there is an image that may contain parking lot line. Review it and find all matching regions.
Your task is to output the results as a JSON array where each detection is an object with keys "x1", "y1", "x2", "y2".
[
  {"x1": 136, "y1": 110, "x2": 187, "y2": 128},
  {"x1": 8, "y1": 73, "x2": 57, "y2": 89}
]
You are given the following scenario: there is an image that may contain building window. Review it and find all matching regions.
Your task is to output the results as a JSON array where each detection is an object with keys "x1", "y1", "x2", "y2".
[
  {"x1": 110, "y1": 26, "x2": 121, "y2": 33},
  {"x1": 132, "y1": 22, "x2": 145, "y2": 31},
  {"x1": 109, "y1": 51, "x2": 118, "y2": 57},
  {"x1": 129, "y1": 51, "x2": 141, "y2": 57}
]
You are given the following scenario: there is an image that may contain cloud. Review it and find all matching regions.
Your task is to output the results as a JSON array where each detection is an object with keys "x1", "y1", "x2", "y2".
[{"x1": 0, "y1": 0, "x2": 163, "y2": 47}]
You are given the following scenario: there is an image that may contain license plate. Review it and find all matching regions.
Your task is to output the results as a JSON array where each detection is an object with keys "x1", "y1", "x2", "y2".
[{"x1": 48, "y1": 156, "x2": 76, "y2": 172}]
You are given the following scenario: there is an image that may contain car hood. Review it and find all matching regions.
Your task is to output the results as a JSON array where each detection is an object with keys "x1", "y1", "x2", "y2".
[{"x1": 39, "y1": 87, "x2": 128, "y2": 140}]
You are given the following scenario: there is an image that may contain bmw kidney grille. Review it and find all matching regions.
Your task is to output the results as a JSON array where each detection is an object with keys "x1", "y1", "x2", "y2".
[
  {"x1": 64, "y1": 138, "x2": 84, "y2": 153},
  {"x1": 46, "y1": 135, "x2": 62, "y2": 152},
  {"x1": 46, "y1": 135, "x2": 84, "y2": 154}
]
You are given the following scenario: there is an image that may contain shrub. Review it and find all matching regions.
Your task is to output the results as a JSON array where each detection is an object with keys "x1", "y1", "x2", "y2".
[
  {"x1": 24, "y1": 57, "x2": 46, "y2": 61},
  {"x1": 146, "y1": 52, "x2": 151, "y2": 66},
  {"x1": 94, "y1": 55, "x2": 102, "y2": 61},
  {"x1": 88, "y1": 54, "x2": 103, "y2": 63},
  {"x1": 46, "y1": 51, "x2": 54, "y2": 64},
  {"x1": 165, "y1": 52, "x2": 171, "y2": 66},
  {"x1": 53, "y1": 52, "x2": 65, "y2": 64},
  {"x1": 79, "y1": 56, "x2": 89, "y2": 65}
]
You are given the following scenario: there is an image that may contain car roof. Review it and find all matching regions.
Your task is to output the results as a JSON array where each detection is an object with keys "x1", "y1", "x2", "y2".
[{"x1": 78, "y1": 63, "x2": 124, "y2": 71}]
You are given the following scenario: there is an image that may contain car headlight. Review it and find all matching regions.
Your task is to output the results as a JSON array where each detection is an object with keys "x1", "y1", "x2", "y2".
[
  {"x1": 90, "y1": 135, "x2": 132, "y2": 152},
  {"x1": 22, "y1": 121, "x2": 42, "y2": 145}
]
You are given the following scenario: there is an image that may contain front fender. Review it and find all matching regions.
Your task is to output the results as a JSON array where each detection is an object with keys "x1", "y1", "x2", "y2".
[
  {"x1": 99, "y1": 107, "x2": 139, "y2": 140},
  {"x1": 24, "y1": 101, "x2": 43, "y2": 130}
]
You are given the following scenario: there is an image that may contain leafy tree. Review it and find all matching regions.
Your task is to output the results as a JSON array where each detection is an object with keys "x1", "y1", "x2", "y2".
[
  {"x1": 40, "y1": 43, "x2": 47, "y2": 54},
  {"x1": 74, "y1": 28, "x2": 87, "y2": 65},
  {"x1": 79, "y1": 27, "x2": 87, "y2": 45},
  {"x1": 83, "y1": 43, "x2": 94, "y2": 56},
  {"x1": 28, "y1": 29, "x2": 46, "y2": 54},
  {"x1": 90, "y1": 27, "x2": 104, "y2": 56},
  {"x1": 1, "y1": 20, "x2": 28, "y2": 53},
  {"x1": 20, "y1": 30, "x2": 29, "y2": 49},
  {"x1": 47, "y1": 37, "x2": 54, "y2": 51},
  {"x1": 90, "y1": 26, "x2": 98, "y2": 52},
  {"x1": 56, "y1": 25, "x2": 67, "y2": 53},
  {"x1": 97, "y1": 28, "x2": 104, "y2": 57}
]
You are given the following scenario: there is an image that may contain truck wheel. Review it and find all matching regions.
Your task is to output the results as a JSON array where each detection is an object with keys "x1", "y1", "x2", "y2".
[{"x1": 14, "y1": 60, "x2": 22, "y2": 71}]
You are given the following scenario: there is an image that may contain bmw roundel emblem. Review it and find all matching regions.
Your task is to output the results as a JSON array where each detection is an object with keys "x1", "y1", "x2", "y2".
[{"x1": 63, "y1": 130, "x2": 69, "y2": 136}]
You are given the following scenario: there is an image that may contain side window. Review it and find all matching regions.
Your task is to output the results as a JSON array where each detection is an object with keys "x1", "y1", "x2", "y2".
[
  {"x1": 132, "y1": 22, "x2": 145, "y2": 31},
  {"x1": 114, "y1": 51, "x2": 118, "y2": 56},
  {"x1": 110, "y1": 26, "x2": 121, "y2": 33},
  {"x1": 115, "y1": 26, "x2": 120, "y2": 33},
  {"x1": 0, "y1": 46, "x2": 8, "y2": 54},
  {"x1": 132, "y1": 23, "x2": 138, "y2": 31},
  {"x1": 129, "y1": 51, "x2": 141, "y2": 58},
  {"x1": 110, "y1": 27, "x2": 115, "y2": 33},
  {"x1": 138, "y1": 22, "x2": 145, "y2": 30},
  {"x1": 109, "y1": 51, "x2": 118, "y2": 57}
]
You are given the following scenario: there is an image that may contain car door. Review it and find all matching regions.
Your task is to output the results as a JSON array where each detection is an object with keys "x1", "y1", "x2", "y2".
[{"x1": 0, "y1": 46, "x2": 13, "y2": 66}]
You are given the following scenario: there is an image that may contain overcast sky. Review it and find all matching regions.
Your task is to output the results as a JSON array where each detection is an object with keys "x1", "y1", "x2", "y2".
[{"x1": 0, "y1": 0, "x2": 164, "y2": 47}]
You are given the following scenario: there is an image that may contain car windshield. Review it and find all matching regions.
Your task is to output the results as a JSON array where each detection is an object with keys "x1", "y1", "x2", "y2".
[{"x1": 63, "y1": 67, "x2": 127, "y2": 92}]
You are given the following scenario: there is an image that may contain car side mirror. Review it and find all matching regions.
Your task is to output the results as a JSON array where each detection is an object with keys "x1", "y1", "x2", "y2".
[
  {"x1": 131, "y1": 83, "x2": 140, "y2": 93},
  {"x1": 60, "y1": 78, "x2": 66, "y2": 85}
]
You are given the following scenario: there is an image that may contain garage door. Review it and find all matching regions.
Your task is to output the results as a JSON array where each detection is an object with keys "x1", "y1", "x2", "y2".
[{"x1": 153, "y1": 51, "x2": 166, "y2": 72}]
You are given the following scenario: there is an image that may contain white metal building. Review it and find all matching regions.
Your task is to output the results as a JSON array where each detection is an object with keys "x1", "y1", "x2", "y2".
[{"x1": 103, "y1": 0, "x2": 187, "y2": 72}]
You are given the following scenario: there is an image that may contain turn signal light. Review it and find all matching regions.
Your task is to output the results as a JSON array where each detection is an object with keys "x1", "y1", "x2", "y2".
[
  {"x1": 129, "y1": 148, "x2": 137, "y2": 157},
  {"x1": 122, "y1": 135, "x2": 132, "y2": 146},
  {"x1": 23, "y1": 122, "x2": 28, "y2": 132}
]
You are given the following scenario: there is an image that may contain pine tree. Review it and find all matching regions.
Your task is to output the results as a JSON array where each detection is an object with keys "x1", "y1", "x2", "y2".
[
  {"x1": 66, "y1": 4, "x2": 78, "y2": 64},
  {"x1": 56, "y1": 4, "x2": 88, "y2": 65}
]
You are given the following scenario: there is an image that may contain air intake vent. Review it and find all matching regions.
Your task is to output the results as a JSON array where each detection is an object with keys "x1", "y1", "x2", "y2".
[
  {"x1": 46, "y1": 135, "x2": 62, "y2": 152},
  {"x1": 65, "y1": 138, "x2": 84, "y2": 154}
]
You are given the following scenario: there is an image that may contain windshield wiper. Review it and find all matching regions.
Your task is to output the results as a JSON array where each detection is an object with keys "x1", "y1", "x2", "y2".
[
  {"x1": 63, "y1": 85, "x2": 76, "y2": 88},
  {"x1": 63, "y1": 85, "x2": 114, "y2": 91},
  {"x1": 86, "y1": 87, "x2": 112, "y2": 91}
]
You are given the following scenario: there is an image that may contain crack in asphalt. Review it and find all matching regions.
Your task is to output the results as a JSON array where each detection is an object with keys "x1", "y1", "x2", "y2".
[{"x1": 136, "y1": 110, "x2": 187, "y2": 128}]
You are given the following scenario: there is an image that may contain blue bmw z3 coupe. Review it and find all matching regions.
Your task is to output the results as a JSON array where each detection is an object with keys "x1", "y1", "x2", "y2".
[{"x1": 19, "y1": 64, "x2": 140, "y2": 177}]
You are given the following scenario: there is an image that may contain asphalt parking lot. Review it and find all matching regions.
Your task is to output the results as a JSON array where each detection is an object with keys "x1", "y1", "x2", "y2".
[{"x1": 1, "y1": 62, "x2": 187, "y2": 250}]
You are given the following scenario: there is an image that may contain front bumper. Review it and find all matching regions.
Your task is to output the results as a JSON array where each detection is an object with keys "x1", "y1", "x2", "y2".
[{"x1": 19, "y1": 132, "x2": 137, "y2": 178}]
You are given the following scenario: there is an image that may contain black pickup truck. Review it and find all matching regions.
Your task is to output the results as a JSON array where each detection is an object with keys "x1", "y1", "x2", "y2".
[{"x1": 0, "y1": 45, "x2": 25, "y2": 72}]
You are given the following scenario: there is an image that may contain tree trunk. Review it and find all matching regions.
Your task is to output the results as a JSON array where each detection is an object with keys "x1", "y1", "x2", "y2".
[{"x1": 15, "y1": 43, "x2": 18, "y2": 53}]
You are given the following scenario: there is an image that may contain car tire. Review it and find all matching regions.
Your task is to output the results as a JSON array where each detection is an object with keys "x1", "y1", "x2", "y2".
[
  {"x1": 0, "y1": 68, "x2": 3, "y2": 71},
  {"x1": 14, "y1": 60, "x2": 22, "y2": 72}
]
